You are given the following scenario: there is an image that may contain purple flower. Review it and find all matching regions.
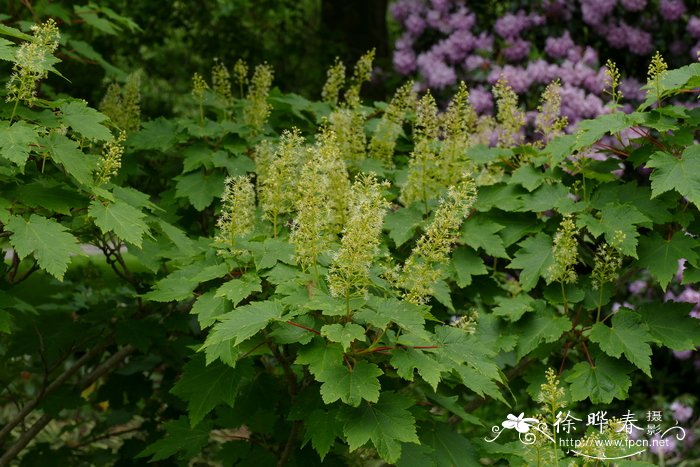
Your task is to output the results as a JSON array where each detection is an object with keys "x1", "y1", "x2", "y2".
[
  {"x1": 628, "y1": 279, "x2": 647, "y2": 295},
  {"x1": 393, "y1": 49, "x2": 417, "y2": 75},
  {"x1": 430, "y1": 0, "x2": 451, "y2": 14},
  {"x1": 650, "y1": 433, "x2": 678, "y2": 455},
  {"x1": 526, "y1": 59, "x2": 557, "y2": 84},
  {"x1": 494, "y1": 10, "x2": 531, "y2": 38},
  {"x1": 488, "y1": 65, "x2": 532, "y2": 93},
  {"x1": 545, "y1": 32, "x2": 575, "y2": 59},
  {"x1": 606, "y1": 22, "x2": 628, "y2": 49},
  {"x1": 626, "y1": 26, "x2": 653, "y2": 55},
  {"x1": 474, "y1": 32, "x2": 494, "y2": 52},
  {"x1": 580, "y1": 0, "x2": 616, "y2": 26},
  {"x1": 469, "y1": 86, "x2": 494, "y2": 114},
  {"x1": 405, "y1": 14, "x2": 426, "y2": 36},
  {"x1": 620, "y1": 0, "x2": 647, "y2": 11},
  {"x1": 464, "y1": 54, "x2": 488, "y2": 71},
  {"x1": 390, "y1": 0, "x2": 424, "y2": 22},
  {"x1": 542, "y1": 0, "x2": 574, "y2": 20},
  {"x1": 670, "y1": 401, "x2": 694, "y2": 423},
  {"x1": 674, "y1": 349, "x2": 694, "y2": 360},
  {"x1": 503, "y1": 38, "x2": 531, "y2": 61},
  {"x1": 660, "y1": 0, "x2": 686, "y2": 21},
  {"x1": 688, "y1": 16, "x2": 700, "y2": 39},
  {"x1": 448, "y1": 6, "x2": 476, "y2": 31},
  {"x1": 442, "y1": 30, "x2": 476, "y2": 62},
  {"x1": 416, "y1": 51, "x2": 456, "y2": 88},
  {"x1": 677, "y1": 258, "x2": 687, "y2": 282}
]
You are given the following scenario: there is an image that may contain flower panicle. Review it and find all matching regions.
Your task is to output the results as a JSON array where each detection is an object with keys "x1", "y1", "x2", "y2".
[
  {"x1": 591, "y1": 230, "x2": 625, "y2": 289},
  {"x1": 215, "y1": 175, "x2": 256, "y2": 248},
  {"x1": 211, "y1": 59, "x2": 233, "y2": 105},
  {"x1": 546, "y1": 215, "x2": 579, "y2": 284},
  {"x1": 344, "y1": 49, "x2": 375, "y2": 108},
  {"x1": 536, "y1": 368, "x2": 567, "y2": 414},
  {"x1": 291, "y1": 129, "x2": 349, "y2": 269},
  {"x1": 321, "y1": 57, "x2": 346, "y2": 106},
  {"x1": 493, "y1": 76, "x2": 525, "y2": 148},
  {"x1": 95, "y1": 131, "x2": 127, "y2": 185},
  {"x1": 100, "y1": 72, "x2": 142, "y2": 132},
  {"x1": 604, "y1": 59, "x2": 623, "y2": 109},
  {"x1": 400, "y1": 174, "x2": 477, "y2": 303},
  {"x1": 244, "y1": 63, "x2": 274, "y2": 132},
  {"x1": 328, "y1": 173, "x2": 390, "y2": 299},
  {"x1": 232, "y1": 58, "x2": 249, "y2": 96},
  {"x1": 369, "y1": 81, "x2": 416, "y2": 166},
  {"x1": 259, "y1": 128, "x2": 306, "y2": 229},
  {"x1": 442, "y1": 81, "x2": 477, "y2": 140},
  {"x1": 535, "y1": 79, "x2": 568, "y2": 146},
  {"x1": 6, "y1": 19, "x2": 60, "y2": 105}
]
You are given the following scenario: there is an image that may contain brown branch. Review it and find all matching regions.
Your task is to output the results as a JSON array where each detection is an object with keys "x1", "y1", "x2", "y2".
[
  {"x1": 277, "y1": 421, "x2": 301, "y2": 467},
  {"x1": 0, "y1": 337, "x2": 112, "y2": 443},
  {"x1": 0, "y1": 344, "x2": 134, "y2": 467}
]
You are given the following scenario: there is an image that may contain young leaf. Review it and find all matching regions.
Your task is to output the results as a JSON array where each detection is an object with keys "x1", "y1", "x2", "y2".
[
  {"x1": 492, "y1": 294, "x2": 535, "y2": 322},
  {"x1": 190, "y1": 290, "x2": 230, "y2": 328},
  {"x1": 450, "y1": 247, "x2": 487, "y2": 288},
  {"x1": 204, "y1": 300, "x2": 284, "y2": 347},
  {"x1": 589, "y1": 308, "x2": 653, "y2": 376},
  {"x1": 43, "y1": 133, "x2": 98, "y2": 186},
  {"x1": 0, "y1": 121, "x2": 38, "y2": 165},
  {"x1": 247, "y1": 237, "x2": 295, "y2": 269},
  {"x1": 143, "y1": 266, "x2": 200, "y2": 302},
  {"x1": 302, "y1": 409, "x2": 344, "y2": 461},
  {"x1": 137, "y1": 417, "x2": 212, "y2": 461},
  {"x1": 507, "y1": 233, "x2": 554, "y2": 291},
  {"x1": 215, "y1": 273, "x2": 262, "y2": 307},
  {"x1": 7, "y1": 214, "x2": 82, "y2": 280},
  {"x1": 60, "y1": 100, "x2": 112, "y2": 141},
  {"x1": 565, "y1": 355, "x2": 632, "y2": 404},
  {"x1": 577, "y1": 203, "x2": 650, "y2": 257},
  {"x1": 390, "y1": 348, "x2": 443, "y2": 390},
  {"x1": 175, "y1": 169, "x2": 227, "y2": 211},
  {"x1": 638, "y1": 302, "x2": 700, "y2": 351},
  {"x1": 319, "y1": 360, "x2": 382, "y2": 406},
  {"x1": 515, "y1": 304, "x2": 571, "y2": 359},
  {"x1": 384, "y1": 205, "x2": 424, "y2": 247},
  {"x1": 647, "y1": 147, "x2": 700, "y2": 209},
  {"x1": 460, "y1": 217, "x2": 508, "y2": 258},
  {"x1": 340, "y1": 392, "x2": 419, "y2": 463},
  {"x1": 320, "y1": 323, "x2": 366, "y2": 351},
  {"x1": 295, "y1": 341, "x2": 345, "y2": 379},
  {"x1": 88, "y1": 199, "x2": 149, "y2": 247},
  {"x1": 637, "y1": 232, "x2": 699, "y2": 291},
  {"x1": 171, "y1": 356, "x2": 252, "y2": 427}
]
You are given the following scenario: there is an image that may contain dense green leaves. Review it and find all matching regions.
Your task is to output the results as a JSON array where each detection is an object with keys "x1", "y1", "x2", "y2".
[
  {"x1": 340, "y1": 392, "x2": 419, "y2": 463},
  {"x1": 6, "y1": 214, "x2": 82, "y2": 280},
  {"x1": 171, "y1": 356, "x2": 251, "y2": 426},
  {"x1": 647, "y1": 147, "x2": 700, "y2": 209},
  {"x1": 88, "y1": 199, "x2": 149, "y2": 247},
  {"x1": 637, "y1": 232, "x2": 699, "y2": 291},
  {"x1": 590, "y1": 309, "x2": 653, "y2": 376},
  {"x1": 0, "y1": 121, "x2": 37, "y2": 165},
  {"x1": 59, "y1": 100, "x2": 112, "y2": 141},
  {"x1": 508, "y1": 233, "x2": 554, "y2": 291},
  {"x1": 205, "y1": 300, "x2": 284, "y2": 347}
]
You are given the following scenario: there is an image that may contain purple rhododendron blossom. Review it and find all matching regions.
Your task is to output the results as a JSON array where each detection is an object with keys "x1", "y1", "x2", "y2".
[
  {"x1": 469, "y1": 86, "x2": 493, "y2": 113},
  {"x1": 545, "y1": 32, "x2": 576, "y2": 59},
  {"x1": 660, "y1": 0, "x2": 687, "y2": 21},
  {"x1": 503, "y1": 38, "x2": 530, "y2": 61},
  {"x1": 620, "y1": 0, "x2": 648, "y2": 10},
  {"x1": 670, "y1": 401, "x2": 694, "y2": 422},
  {"x1": 689, "y1": 16, "x2": 700, "y2": 38}
]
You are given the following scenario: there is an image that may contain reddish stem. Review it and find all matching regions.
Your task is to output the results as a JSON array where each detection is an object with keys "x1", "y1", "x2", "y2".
[{"x1": 286, "y1": 321, "x2": 320, "y2": 335}]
